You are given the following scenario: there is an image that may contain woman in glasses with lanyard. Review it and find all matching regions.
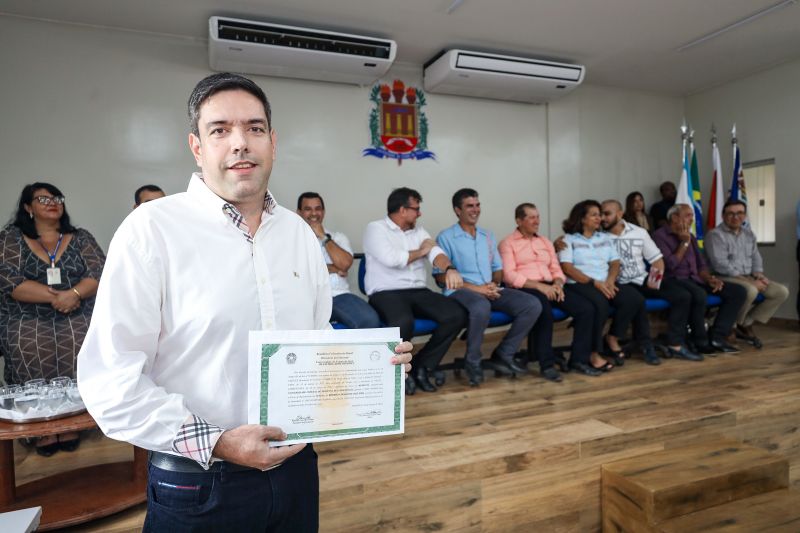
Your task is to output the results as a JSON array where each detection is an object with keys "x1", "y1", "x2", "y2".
[{"x1": 0, "y1": 182, "x2": 105, "y2": 455}]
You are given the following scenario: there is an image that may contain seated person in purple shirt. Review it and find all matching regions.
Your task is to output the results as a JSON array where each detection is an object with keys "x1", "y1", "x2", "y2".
[
  {"x1": 435, "y1": 189, "x2": 542, "y2": 386},
  {"x1": 653, "y1": 204, "x2": 747, "y2": 353}
]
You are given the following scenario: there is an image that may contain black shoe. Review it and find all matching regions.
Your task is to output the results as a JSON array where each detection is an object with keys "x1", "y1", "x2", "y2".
[
  {"x1": 735, "y1": 325, "x2": 763, "y2": 349},
  {"x1": 695, "y1": 343, "x2": 717, "y2": 355},
  {"x1": 710, "y1": 339, "x2": 740, "y2": 354},
  {"x1": 569, "y1": 362, "x2": 602, "y2": 376},
  {"x1": 464, "y1": 362, "x2": 484, "y2": 387},
  {"x1": 488, "y1": 356, "x2": 515, "y2": 376},
  {"x1": 36, "y1": 442, "x2": 60, "y2": 457},
  {"x1": 405, "y1": 376, "x2": 416, "y2": 396},
  {"x1": 413, "y1": 367, "x2": 437, "y2": 392},
  {"x1": 554, "y1": 352, "x2": 570, "y2": 373},
  {"x1": 432, "y1": 369, "x2": 446, "y2": 387},
  {"x1": 541, "y1": 367, "x2": 563, "y2": 382},
  {"x1": 643, "y1": 346, "x2": 661, "y2": 366},
  {"x1": 667, "y1": 345, "x2": 704, "y2": 361},
  {"x1": 58, "y1": 438, "x2": 80, "y2": 452},
  {"x1": 506, "y1": 358, "x2": 529, "y2": 375},
  {"x1": 603, "y1": 337, "x2": 625, "y2": 366}
]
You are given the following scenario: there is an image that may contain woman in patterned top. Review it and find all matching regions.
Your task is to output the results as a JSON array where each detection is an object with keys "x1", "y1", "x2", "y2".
[{"x1": 0, "y1": 182, "x2": 105, "y2": 455}]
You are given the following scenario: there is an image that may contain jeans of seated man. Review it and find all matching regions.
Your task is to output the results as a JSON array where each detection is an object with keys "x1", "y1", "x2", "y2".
[
  {"x1": 143, "y1": 445, "x2": 318, "y2": 532},
  {"x1": 448, "y1": 287, "x2": 541, "y2": 366},
  {"x1": 331, "y1": 293, "x2": 381, "y2": 329}
]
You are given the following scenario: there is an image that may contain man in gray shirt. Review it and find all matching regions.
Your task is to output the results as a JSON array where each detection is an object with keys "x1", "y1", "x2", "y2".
[{"x1": 706, "y1": 199, "x2": 789, "y2": 346}]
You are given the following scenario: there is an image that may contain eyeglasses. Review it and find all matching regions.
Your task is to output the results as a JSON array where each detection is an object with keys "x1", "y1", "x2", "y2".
[
  {"x1": 404, "y1": 205, "x2": 421, "y2": 213},
  {"x1": 723, "y1": 211, "x2": 746, "y2": 217},
  {"x1": 33, "y1": 196, "x2": 65, "y2": 206}
]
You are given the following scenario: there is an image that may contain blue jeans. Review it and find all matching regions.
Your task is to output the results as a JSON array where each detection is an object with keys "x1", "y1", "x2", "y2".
[
  {"x1": 143, "y1": 445, "x2": 319, "y2": 532},
  {"x1": 331, "y1": 293, "x2": 381, "y2": 329}
]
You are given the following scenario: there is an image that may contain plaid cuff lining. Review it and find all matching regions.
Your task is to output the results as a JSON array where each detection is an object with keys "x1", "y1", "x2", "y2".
[{"x1": 171, "y1": 414, "x2": 225, "y2": 469}]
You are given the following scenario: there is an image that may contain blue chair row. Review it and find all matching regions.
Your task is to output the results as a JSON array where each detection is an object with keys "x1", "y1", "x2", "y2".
[{"x1": 333, "y1": 256, "x2": 763, "y2": 337}]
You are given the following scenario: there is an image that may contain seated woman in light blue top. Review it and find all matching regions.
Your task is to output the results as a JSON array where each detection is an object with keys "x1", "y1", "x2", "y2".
[{"x1": 558, "y1": 200, "x2": 648, "y2": 371}]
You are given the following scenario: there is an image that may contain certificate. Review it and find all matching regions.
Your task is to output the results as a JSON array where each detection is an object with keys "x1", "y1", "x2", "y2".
[{"x1": 248, "y1": 327, "x2": 404, "y2": 446}]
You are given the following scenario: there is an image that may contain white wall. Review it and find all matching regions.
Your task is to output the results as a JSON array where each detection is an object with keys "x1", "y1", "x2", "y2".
[
  {"x1": 0, "y1": 15, "x2": 685, "y2": 292},
  {"x1": 686, "y1": 58, "x2": 800, "y2": 319}
]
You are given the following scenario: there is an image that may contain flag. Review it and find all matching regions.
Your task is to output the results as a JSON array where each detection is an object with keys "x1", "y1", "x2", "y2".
[
  {"x1": 689, "y1": 140, "x2": 704, "y2": 247},
  {"x1": 729, "y1": 140, "x2": 747, "y2": 204},
  {"x1": 676, "y1": 136, "x2": 692, "y2": 207},
  {"x1": 707, "y1": 135, "x2": 724, "y2": 229}
]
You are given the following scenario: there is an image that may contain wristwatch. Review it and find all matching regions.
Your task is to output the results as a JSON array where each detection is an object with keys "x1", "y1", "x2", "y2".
[
  {"x1": 322, "y1": 233, "x2": 332, "y2": 245},
  {"x1": 445, "y1": 265, "x2": 457, "y2": 272}
]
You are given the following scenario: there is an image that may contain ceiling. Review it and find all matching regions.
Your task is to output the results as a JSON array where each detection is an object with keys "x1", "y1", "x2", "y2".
[{"x1": 2, "y1": 0, "x2": 800, "y2": 95}]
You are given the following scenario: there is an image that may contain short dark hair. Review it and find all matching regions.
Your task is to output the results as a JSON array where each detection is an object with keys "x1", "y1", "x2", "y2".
[
  {"x1": 722, "y1": 199, "x2": 747, "y2": 214},
  {"x1": 514, "y1": 202, "x2": 537, "y2": 220},
  {"x1": 659, "y1": 181, "x2": 676, "y2": 195},
  {"x1": 297, "y1": 192, "x2": 325, "y2": 210},
  {"x1": 452, "y1": 188, "x2": 478, "y2": 210},
  {"x1": 387, "y1": 187, "x2": 422, "y2": 215},
  {"x1": 134, "y1": 184, "x2": 164, "y2": 205},
  {"x1": 562, "y1": 199, "x2": 601, "y2": 234},
  {"x1": 10, "y1": 182, "x2": 76, "y2": 239},
  {"x1": 188, "y1": 72, "x2": 272, "y2": 136}
]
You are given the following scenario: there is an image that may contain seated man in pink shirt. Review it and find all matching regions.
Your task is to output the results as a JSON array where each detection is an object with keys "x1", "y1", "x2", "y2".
[{"x1": 499, "y1": 203, "x2": 601, "y2": 380}]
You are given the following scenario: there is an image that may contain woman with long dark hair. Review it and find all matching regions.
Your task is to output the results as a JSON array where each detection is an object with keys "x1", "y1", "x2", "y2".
[
  {"x1": 0, "y1": 182, "x2": 105, "y2": 455},
  {"x1": 623, "y1": 191, "x2": 654, "y2": 232},
  {"x1": 558, "y1": 200, "x2": 648, "y2": 371}
]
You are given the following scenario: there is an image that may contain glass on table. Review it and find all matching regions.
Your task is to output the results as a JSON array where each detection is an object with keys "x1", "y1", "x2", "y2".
[
  {"x1": 65, "y1": 379, "x2": 82, "y2": 403},
  {"x1": 39, "y1": 386, "x2": 66, "y2": 411},
  {"x1": 0, "y1": 386, "x2": 21, "y2": 410},
  {"x1": 50, "y1": 376, "x2": 71, "y2": 389},
  {"x1": 14, "y1": 392, "x2": 39, "y2": 414}
]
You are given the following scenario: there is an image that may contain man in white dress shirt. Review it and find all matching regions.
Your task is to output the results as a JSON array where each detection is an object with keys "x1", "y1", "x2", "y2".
[
  {"x1": 363, "y1": 187, "x2": 467, "y2": 395},
  {"x1": 296, "y1": 191, "x2": 380, "y2": 329},
  {"x1": 77, "y1": 73, "x2": 411, "y2": 532}
]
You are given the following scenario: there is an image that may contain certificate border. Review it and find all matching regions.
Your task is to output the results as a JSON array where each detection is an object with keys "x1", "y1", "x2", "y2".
[{"x1": 260, "y1": 341, "x2": 400, "y2": 440}]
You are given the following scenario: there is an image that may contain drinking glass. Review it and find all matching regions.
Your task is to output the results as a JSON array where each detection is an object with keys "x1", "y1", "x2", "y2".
[
  {"x1": 14, "y1": 392, "x2": 39, "y2": 414},
  {"x1": 51, "y1": 377, "x2": 71, "y2": 389},
  {"x1": 25, "y1": 378, "x2": 46, "y2": 388},
  {"x1": 39, "y1": 386, "x2": 66, "y2": 411},
  {"x1": 0, "y1": 386, "x2": 20, "y2": 410},
  {"x1": 66, "y1": 380, "x2": 82, "y2": 403}
]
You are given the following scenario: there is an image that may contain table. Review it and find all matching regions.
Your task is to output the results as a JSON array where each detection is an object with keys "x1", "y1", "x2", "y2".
[{"x1": 0, "y1": 412, "x2": 147, "y2": 531}]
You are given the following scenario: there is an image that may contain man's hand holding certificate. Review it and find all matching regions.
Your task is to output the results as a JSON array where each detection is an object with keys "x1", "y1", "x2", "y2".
[{"x1": 248, "y1": 328, "x2": 405, "y2": 446}]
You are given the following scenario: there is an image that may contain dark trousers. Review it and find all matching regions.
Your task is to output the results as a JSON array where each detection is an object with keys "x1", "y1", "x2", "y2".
[
  {"x1": 660, "y1": 278, "x2": 747, "y2": 344},
  {"x1": 633, "y1": 282, "x2": 693, "y2": 346},
  {"x1": 143, "y1": 445, "x2": 318, "y2": 533},
  {"x1": 449, "y1": 287, "x2": 541, "y2": 365},
  {"x1": 564, "y1": 282, "x2": 650, "y2": 352},
  {"x1": 520, "y1": 287, "x2": 594, "y2": 367},
  {"x1": 369, "y1": 288, "x2": 467, "y2": 370}
]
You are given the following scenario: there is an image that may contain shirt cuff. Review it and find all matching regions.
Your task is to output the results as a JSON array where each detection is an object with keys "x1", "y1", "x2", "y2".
[{"x1": 171, "y1": 414, "x2": 225, "y2": 469}]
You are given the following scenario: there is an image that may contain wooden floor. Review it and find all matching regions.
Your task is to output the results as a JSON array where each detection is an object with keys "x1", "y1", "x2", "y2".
[{"x1": 13, "y1": 322, "x2": 800, "y2": 532}]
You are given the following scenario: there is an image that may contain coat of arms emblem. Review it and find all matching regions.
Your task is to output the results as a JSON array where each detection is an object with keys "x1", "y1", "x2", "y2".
[{"x1": 363, "y1": 80, "x2": 436, "y2": 164}]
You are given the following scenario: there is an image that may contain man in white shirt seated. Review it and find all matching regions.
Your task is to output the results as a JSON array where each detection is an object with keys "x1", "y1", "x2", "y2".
[
  {"x1": 296, "y1": 192, "x2": 380, "y2": 329},
  {"x1": 77, "y1": 72, "x2": 411, "y2": 532},
  {"x1": 363, "y1": 187, "x2": 467, "y2": 395}
]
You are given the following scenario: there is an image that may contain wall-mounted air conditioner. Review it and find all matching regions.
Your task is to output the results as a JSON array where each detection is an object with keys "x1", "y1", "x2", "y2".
[
  {"x1": 208, "y1": 16, "x2": 397, "y2": 86},
  {"x1": 424, "y1": 49, "x2": 585, "y2": 103}
]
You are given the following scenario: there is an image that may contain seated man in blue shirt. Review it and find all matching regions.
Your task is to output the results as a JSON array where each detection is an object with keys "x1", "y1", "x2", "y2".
[{"x1": 436, "y1": 188, "x2": 543, "y2": 385}]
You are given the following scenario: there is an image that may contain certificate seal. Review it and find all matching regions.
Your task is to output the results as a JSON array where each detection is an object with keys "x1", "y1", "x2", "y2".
[
  {"x1": 370, "y1": 350, "x2": 380, "y2": 362},
  {"x1": 286, "y1": 352, "x2": 297, "y2": 364}
]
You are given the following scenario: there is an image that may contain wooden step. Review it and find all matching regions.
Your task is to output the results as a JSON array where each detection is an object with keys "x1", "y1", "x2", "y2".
[
  {"x1": 601, "y1": 439, "x2": 788, "y2": 532},
  {"x1": 657, "y1": 489, "x2": 800, "y2": 532}
]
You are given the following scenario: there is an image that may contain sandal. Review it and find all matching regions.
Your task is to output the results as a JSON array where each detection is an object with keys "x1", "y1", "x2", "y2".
[
  {"x1": 603, "y1": 337, "x2": 626, "y2": 366},
  {"x1": 58, "y1": 433, "x2": 81, "y2": 452},
  {"x1": 590, "y1": 355, "x2": 614, "y2": 372},
  {"x1": 36, "y1": 436, "x2": 60, "y2": 457}
]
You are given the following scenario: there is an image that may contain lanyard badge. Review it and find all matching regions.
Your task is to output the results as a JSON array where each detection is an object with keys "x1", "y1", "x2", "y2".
[{"x1": 39, "y1": 233, "x2": 64, "y2": 286}]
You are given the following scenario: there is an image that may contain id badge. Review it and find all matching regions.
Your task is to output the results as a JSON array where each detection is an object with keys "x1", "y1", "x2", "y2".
[{"x1": 46, "y1": 267, "x2": 62, "y2": 286}]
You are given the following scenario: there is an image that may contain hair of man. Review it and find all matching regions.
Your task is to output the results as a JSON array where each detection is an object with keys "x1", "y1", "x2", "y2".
[
  {"x1": 452, "y1": 188, "x2": 478, "y2": 210},
  {"x1": 187, "y1": 72, "x2": 272, "y2": 137},
  {"x1": 297, "y1": 191, "x2": 325, "y2": 210},
  {"x1": 134, "y1": 184, "x2": 165, "y2": 205},
  {"x1": 562, "y1": 199, "x2": 602, "y2": 234},
  {"x1": 11, "y1": 182, "x2": 76, "y2": 239},
  {"x1": 666, "y1": 203, "x2": 691, "y2": 221},
  {"x1": 722, "y1": 199, "x2": 747, "y2": 214},
  {"x1": 514, "y1": 202, "x2": 537, "y2": 221},
  {"x1": 387, "y1": 187, "x2": 422, "y2": 215}
]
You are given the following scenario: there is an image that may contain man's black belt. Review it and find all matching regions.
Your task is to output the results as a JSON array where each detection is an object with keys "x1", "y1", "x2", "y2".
[{"x1": 150, "y1": 451, "x2": 256, "y2": 473}]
